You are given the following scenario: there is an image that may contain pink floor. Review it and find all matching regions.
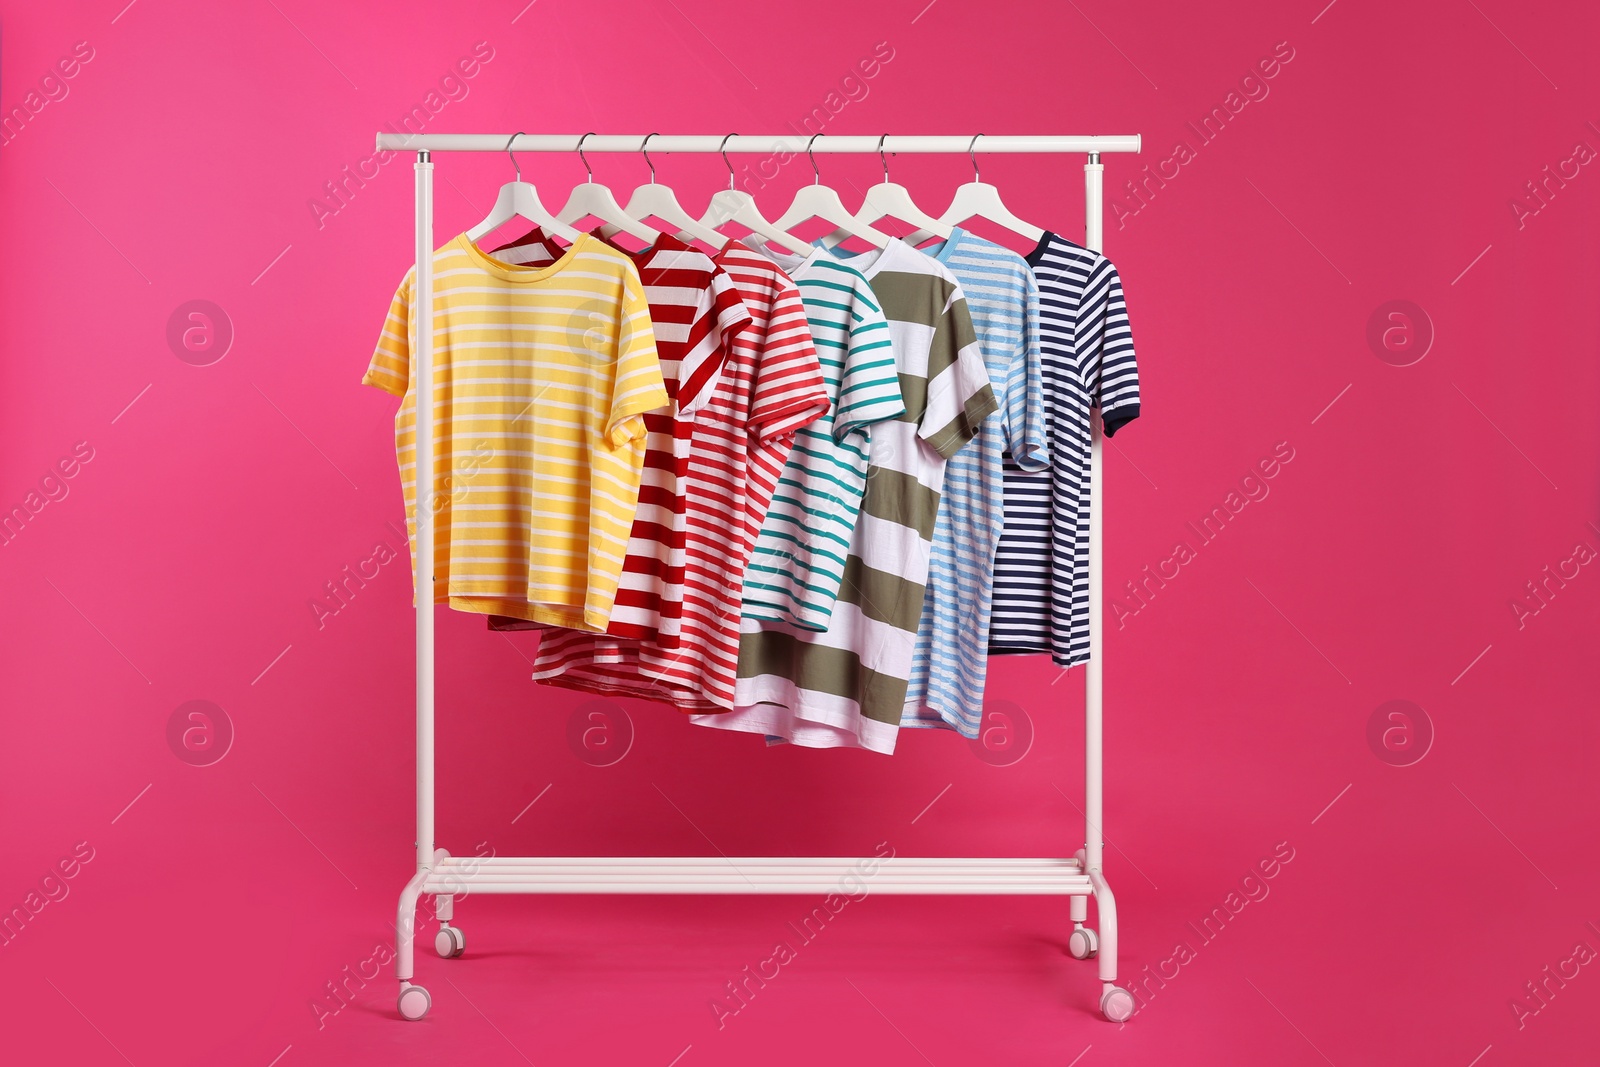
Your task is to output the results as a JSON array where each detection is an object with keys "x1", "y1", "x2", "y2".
[{"x1": 3, "y1": 0, "x2": 1598, "y2": 1064}]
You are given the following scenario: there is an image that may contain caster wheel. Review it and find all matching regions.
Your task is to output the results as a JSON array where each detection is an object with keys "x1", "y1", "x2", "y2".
[
  {"x1": 1068, "y1": 927, "x2": 1099, "y2": 960},
  {"x1": 398, "y1": 984, "x2": 431, "y2": 1021},
  {"x1": 1100, "y1": 986, "x2": 1135, "y2": 1022},
  {"x1": 435, "y1": 925, "x2": 465, "y2": 959}
]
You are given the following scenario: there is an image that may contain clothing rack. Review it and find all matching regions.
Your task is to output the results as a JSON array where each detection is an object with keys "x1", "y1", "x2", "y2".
[{"x1": 374, "y1": 131, "x2": 1143, "y2": 1023}]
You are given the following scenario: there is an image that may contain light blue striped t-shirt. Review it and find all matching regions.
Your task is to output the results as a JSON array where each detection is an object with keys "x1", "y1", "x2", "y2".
[{"x1": 901, "y1": 228, "x2": 1046, "y2": 736}]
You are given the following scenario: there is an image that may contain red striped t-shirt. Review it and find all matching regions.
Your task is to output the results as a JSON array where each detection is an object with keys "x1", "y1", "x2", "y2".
[{"x1": 532, "y1": 240, "x2": 828, "y2": 710}]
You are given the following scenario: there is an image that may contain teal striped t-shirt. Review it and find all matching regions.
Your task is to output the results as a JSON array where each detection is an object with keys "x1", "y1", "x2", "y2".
[{"x1": 738, "y1": 240, "x2": 904, "y2": 629}]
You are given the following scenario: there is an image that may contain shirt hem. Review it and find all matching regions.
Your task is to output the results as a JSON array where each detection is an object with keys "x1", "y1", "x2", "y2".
[
  {"x1": 448, "y1": 595, "x2": 608, "y2": 631},
  {"x1": 924, "y1": 386, "x2": 1000, "y2": 459},
  {"x1": 361, "y1": 370, "x2": 406, "y2": 398},
  {"x1": 692, "y1": 684, "x2": 899, "y2": 754},
  {"x1": 900, "y1": 701, "x2": 981, "y2": 739},
  {"x1": 536, "y1": 670, "x2": 728, "y2": 713},
  {"x1": 1102, "y1": 403, "x2": 1140, "y2": 438},
  {"x1": 986, "y1": 642, "x2": 1051, "y2": 655},
  {"x1": 751, "y1": 395, "x2": 831, "y2": 442},
  {"x1": 739, "y1": 604, "x2": 834, "y2": 632}
]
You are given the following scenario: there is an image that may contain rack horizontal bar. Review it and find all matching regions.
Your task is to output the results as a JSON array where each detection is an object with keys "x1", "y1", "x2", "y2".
[
  {"x1": 374, "y1": 133, "x2": 1141, "y2": 155},
  {"x1": 420, "y1": 855, "x2": 1092, "y2": 895}
]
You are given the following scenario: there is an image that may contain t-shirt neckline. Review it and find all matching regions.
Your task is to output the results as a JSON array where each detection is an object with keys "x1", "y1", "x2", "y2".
[
  {"x1": 1024, "y1": 230, "x2": 1063, "y2": 266},
  {"x1": 713, "y1": 236, "x2": 759, "y2": 265},
  {"x1": 920, "y1": 226, "x2": 972, "y2": 267},
  {"x1": 814, "y1": 236, "x2": 915, "y2": 278},
  {"x1": 743, "y1": 234, "x2": 826, "y2": 278},
  {"x1": 457, "y1": 231, "x2": 592, "y2": 282},
  {"x1": 601, "y1": 228, "x2": 692, "y2": 265}
]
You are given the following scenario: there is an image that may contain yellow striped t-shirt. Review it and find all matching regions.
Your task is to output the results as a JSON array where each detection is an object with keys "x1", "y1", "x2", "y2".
[{"x1": 363, "y1": 233, "x2": 668, "y2": 630}]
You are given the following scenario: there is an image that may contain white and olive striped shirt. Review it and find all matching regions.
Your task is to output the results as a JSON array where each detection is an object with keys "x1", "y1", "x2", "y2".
[{"x1": 694, "y1": 239, "x2": 998, "y2": 754}]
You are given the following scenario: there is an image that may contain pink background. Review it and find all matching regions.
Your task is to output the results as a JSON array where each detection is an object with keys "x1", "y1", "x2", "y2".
[{"x1": 2, "y1": 0, "x2": 1597, "y2": 1064}]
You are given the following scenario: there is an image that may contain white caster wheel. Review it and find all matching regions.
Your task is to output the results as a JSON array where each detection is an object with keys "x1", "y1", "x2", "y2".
[
  {"x1": 1068, "y1": 927, "x2": 1099, "y2": 960},
  {"x1": 435, "y1": 925, "x2": 465, "y2": 959},
  {"x1": 398, "y1": 984, "x2": 431, "y2": 1021},
  {"x1": 1100, "y1": 986, "x2": 1135, "y2": 1022}
]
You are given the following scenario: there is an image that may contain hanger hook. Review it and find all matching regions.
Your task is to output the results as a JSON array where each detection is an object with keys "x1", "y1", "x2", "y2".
[
  {"x1": 640, "y1": 132, "x2": 660, "y2": 184},
  {"x1": 877, "y1": 133, "x2": 889, "y2": 183},
  {"x1": 718, "y1": 133, "x2": 737, "y2": 190},
  {"x1": 967, "y1": 133, "x2": 983, "y2": 182},
  {"x1": 576, "y1": 132, "x2": 595, "y2": 182},
  {"x1": 504, "y1": 131, "x2": 525, "y2": 182},
  {"x1": 805, "y1": 134, "x2": 822, "y2": 185}
]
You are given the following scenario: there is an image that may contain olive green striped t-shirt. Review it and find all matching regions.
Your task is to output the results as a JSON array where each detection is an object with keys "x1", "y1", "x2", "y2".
[{"x1": 691, "y1": 238, "x2": 998, "y2": 754}]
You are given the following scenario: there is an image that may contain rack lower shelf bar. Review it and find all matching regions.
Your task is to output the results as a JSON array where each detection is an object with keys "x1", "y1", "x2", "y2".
[
  {"x1": 389, "y1": 131, "x2": 1141, "y2": 1028},
  {"x1": 418, "y1": 855, "x2": 1093, "y2": 895}
]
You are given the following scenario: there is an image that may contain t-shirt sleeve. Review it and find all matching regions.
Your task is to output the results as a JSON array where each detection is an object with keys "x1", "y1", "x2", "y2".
[
  {"x1": 677, "y1": 266, "x2": 751, "y2": 417},
  {"x1": 605, "y1": 267, "x2": 669, "y2": 448},
  {"x1": 919, "y1": 287, "x2": 999, "y2": 459},
  {"x1": 1084, "y1": 255, "x2": 1141, "y2": 437},
  {"x1": 747, "y1": 271, "x2": 830, "y2": 441},
  {"x1": 361, "y1": 270, "x2": 413, "y2": 398},
  {"x1": 1003, "y1": 265, "x2": 1050, "y2": 470},
  {"x1": 831, "y1": 279, "x2": 904, "y2": 441}
]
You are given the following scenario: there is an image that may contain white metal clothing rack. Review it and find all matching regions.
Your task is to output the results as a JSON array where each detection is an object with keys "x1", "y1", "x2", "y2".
[{"x1": 375, "y1": 132, "x2": 1143, "y2": 1023}]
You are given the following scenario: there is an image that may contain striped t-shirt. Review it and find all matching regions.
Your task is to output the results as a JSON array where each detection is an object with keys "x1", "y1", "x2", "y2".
[
  {"x1": 482, "y1": 229, "x2": 751, "y2": 638},
  {"x1": 362, "y1": 233, "x2": 667, "y2": 630},
  {"x1": 738, "y1": 238, "x2": 903, "y2": 630},
  {"x1": 693, "y1": 238, "x2": 998, "y2": 754},
  {"x1": 532, "y1": 241, "x2": 829, "y2": 710},
  {"x1": 901, "y1": 228, "x2": 1046, "y2": 737},
  {"x1": 988, "y1": 232, "x2": 1141, "y2": 666}
]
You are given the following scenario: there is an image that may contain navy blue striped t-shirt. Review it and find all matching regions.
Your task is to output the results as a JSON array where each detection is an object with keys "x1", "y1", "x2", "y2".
[{"x1": 987, "y1": 232, "x2": 1141, "y2": 666}]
